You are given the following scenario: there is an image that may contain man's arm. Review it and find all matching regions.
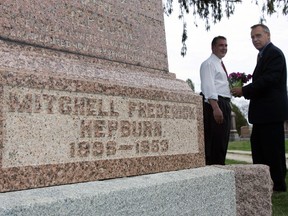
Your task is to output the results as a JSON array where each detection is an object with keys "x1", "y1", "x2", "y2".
[{"x1": 208, "y1": 99, "x2": 224, "y2": 124}]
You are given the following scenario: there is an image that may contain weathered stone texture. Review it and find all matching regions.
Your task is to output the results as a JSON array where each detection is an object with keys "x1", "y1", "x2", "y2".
[
  {"x1": 0, "y1": 0, "x2": 205, "y2": 192},
  {"x1": 219, "y1": 165, "x2": 273, "y2": 216},
  {"x1": 0, "y1": 0, "x2": 168, "y2": 71}
]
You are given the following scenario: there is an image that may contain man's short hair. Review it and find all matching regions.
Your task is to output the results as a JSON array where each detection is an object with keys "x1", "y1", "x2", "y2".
[
  {"x1": 211, "y1": 36, "x2": 227, "y2": 47},
  {"x1": 251, "y1": 24, "x2": 270, "y2": 33}
]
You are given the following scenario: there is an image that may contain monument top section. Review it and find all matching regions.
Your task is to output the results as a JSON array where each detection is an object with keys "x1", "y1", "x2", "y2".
[{"x1": 0, "y1": 0, "x2": 168, "y2": 71}]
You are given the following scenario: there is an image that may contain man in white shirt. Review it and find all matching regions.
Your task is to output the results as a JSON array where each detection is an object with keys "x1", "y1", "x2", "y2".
[{"x1": 200, "y1": 36, "x2": 232, "y2": 165}]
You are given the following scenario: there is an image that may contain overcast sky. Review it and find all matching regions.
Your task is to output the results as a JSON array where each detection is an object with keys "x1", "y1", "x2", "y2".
[{"x1": 164, "y1": 1, "x2": 288, "y2": 94}]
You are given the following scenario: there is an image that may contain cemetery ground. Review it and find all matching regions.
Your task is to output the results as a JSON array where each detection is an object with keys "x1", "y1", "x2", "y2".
[{"x1": 226, "y1": 140, "x2": 288, "y2": 216}]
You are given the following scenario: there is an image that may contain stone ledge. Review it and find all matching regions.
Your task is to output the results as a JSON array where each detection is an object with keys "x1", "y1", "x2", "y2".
[
  {"x1": 0, "y1": 167, "x2": 236, "y2": 216},
  {"x1": 217, "y1": 164, "x2": 273, "y2": 216}
]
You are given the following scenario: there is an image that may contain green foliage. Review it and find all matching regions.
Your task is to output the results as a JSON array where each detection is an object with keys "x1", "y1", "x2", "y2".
[
  {"x1": 228, "y1": 140, "x2": 251, "y2": 151},
  {"x1": 228, "y1": 140, "x2": 288, "y2": 153},
  {"x1": 164, "y1": 0, "x2": 288, "y2": 56},
  {"x1": 272, "y1": 187, "x2": 288, "y2": 215},
  {"x1": 230, "y1": 102, "x2": 248, "y2": 135},
  {"x1": 225, "y1": 159, "x2": 249, "y2": 164},
  {"x1": 186, "y1": 78, "x2": 195, "y2": 91}
]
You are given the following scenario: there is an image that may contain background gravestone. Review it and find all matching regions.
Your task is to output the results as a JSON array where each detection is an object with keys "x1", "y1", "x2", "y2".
[{"x1": 0, "y1": 0, "x2": 204, "y2": 192}]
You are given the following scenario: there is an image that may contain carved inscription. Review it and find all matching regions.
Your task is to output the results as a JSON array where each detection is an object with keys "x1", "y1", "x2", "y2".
[{"x1": 2, "y1": 86, "x2": 199, "y2": 167}]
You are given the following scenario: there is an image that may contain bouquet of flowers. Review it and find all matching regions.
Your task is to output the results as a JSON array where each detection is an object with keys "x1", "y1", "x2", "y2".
[{"x1": 228, "y1": 72, "x2": 252, "y2": 87}]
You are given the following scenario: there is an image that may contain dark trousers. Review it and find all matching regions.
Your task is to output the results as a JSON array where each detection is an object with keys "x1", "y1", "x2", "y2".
[
  {"x1": 203, "y1": 98, "x2": 231, "y2": 165},
  {"x1": 251, "y1": 123, "x2": 287, "y2": 191}
]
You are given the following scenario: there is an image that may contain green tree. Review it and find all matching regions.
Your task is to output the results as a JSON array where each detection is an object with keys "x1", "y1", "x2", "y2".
[
  {"x1": 164, "y1": 0, "x2": 288, "y2": 56},
  {"x1": 186, "y1": 78, "x2": 195, "y2": 91},
  {"x1": 231, "y1": 102, "x2": 248, "y2": 135}
]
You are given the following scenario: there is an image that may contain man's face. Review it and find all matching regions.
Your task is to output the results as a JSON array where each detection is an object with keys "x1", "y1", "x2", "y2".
[
  {"x1": 251, "y1": 26, "x2": 270, "y2": 50},
  {"x1": 212, "y1": 39, "x2": 227, "y2": 59}
]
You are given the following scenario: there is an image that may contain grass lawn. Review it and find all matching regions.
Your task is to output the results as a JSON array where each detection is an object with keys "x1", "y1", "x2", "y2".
[
  {"x1": 226, "y1": 141, "x2": 288, "y2": 216},
  {"x1": 228, "y1": 140, "x2": 288, "y2": 153}
]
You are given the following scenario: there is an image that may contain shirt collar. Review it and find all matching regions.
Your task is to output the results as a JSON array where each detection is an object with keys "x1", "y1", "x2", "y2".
[
  {"x1": 259, "y1": 42, "x2": 271, "y2": 57},
  {"x1": 211, "y1": 53, "x2": 222, "y2": 62}
]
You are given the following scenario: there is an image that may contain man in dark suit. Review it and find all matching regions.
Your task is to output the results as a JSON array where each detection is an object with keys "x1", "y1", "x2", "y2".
[{"x1": 232, "y1": 24, "x2": 288, "y2": 192}]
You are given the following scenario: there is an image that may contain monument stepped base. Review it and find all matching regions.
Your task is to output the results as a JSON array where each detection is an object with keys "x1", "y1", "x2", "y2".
[{"x1": 0, "y1": 167, "x2": 236, "y2": 216}]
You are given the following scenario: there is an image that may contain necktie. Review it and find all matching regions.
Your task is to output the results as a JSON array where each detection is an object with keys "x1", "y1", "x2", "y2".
[
  {"x1": 257, "y1": 53, "x2": 261, "y2": 63},
  {"x1": 221, "y1": 61, "x2": 228, "y2": 76},
  {"x1": 221, "y1": 61, "x2": 231, "y2": 88}
]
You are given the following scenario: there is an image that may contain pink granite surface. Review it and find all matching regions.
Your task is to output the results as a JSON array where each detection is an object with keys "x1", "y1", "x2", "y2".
[
  {"x1": 0, "y1": 39, "x2": 184, "y2": 93},
  {"x1": 0, "y1": 1, "x2": 205, "y2": 192},
  {"x1": 0, "y1": 0, "x2": 168, "y2": 71},
  {"x1": 0, "y1": 68, "x2": 205, "y2": 192},
  {"x1": 219, "y1": 165, "x2": 273, "y2": 216}
]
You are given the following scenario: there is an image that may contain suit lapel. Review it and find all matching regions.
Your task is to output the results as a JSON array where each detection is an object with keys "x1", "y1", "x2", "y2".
[{"x1": 252, "y1": 43, "x2": 273, "y2": 78}]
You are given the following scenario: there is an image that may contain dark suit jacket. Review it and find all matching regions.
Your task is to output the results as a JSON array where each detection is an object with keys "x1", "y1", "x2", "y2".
[{"x1": 242, "y1": 43, "x2": 288, "y2": 124}]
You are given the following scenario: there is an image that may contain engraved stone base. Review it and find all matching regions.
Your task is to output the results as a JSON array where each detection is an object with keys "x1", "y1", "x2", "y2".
[
  {"x1": 0, "y1": 0, "x2": 205, "y2": 192},
  {"x1": 0, "y1": 167, "x2": 237, "y2": 216},
  {"x1": 0, "y1": 40, "x2": 205, "y2": 192}
]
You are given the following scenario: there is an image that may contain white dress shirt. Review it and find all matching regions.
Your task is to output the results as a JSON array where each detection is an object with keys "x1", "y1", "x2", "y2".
[{"x1": 200, "y1": 54, "x2": 231, "y2": 102}]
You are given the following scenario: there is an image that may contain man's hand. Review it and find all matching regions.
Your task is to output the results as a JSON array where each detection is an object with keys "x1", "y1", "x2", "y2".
[
  {"x1": 213, "y1": 107, "x2": 224, "y2": 124},
  {"x1": 231, "y1": 87, "x2": 243, "y2": 97},
  {"x1": 209, "y1": 99, "x2": 224, "y2": 124}
]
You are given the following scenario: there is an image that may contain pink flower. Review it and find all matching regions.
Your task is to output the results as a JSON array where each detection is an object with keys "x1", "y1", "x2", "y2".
[{"x1": 228, "y1": 72, "x2": 252, "y2": 84}]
